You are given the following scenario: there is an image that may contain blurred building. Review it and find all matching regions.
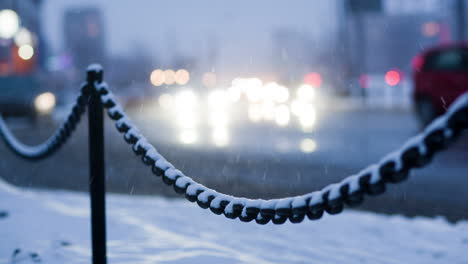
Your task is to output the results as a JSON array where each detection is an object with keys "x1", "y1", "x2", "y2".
[
  {"x1": 345, "y1": 0, "x2": 453, "y2": 75},
  {"x1": 63, "y1": 7, "x2": 106, "y2": 71}
]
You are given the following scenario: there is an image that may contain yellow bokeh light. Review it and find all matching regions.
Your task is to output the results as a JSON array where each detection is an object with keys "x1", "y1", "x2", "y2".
[
  {"x1": 150, "y1": 69, "x2": 165, "y2": 86},
  {"x1": 164, "y1": 70, "x2": 176, "y2": 85},
  {"x1": 175, "y1": 69, "x2": 190, "y2": 85}
]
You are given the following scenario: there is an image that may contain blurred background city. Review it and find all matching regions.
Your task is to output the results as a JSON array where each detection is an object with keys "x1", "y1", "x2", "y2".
[{"x1": 1, "y1": 0, "x2": 467, "y2": 220}]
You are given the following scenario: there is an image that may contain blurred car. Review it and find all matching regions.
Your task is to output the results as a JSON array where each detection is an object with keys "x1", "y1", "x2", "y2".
[
  {"x1": 412, "y1": 44, "x2": 468, "y2": 125},
  {"x1": 0, "y1": 7, "x2": 56, "y2": 119}
]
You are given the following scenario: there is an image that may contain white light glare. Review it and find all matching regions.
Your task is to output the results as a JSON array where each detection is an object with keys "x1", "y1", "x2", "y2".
[
  {"x1": 18, "y1": 44, "x2": 34, "y2": 60},
  {"x1": 0, "y1": 9, "x2": 20, "y2": 39},
  {"x1": 297, "y1": 84, "x2": 315, "y2": 101},
  {"x1": 274, "y1": 104, "x2": 290, "y2": 126},
  {"x1": 300, "y1": 138, "x2": 317, "y2": 153},
  {"x1": 212, "y1": 126, "x2": 229, "y2": 147},
  {"x1": 180, "y1": 129, "x2": 197, "y2": 144},
  {"x1": 34, "y1": 92, "x2": 56, "y2": 114},
  {"x1": 14, "y1": 27, "x2": 33, "y2": 46}
]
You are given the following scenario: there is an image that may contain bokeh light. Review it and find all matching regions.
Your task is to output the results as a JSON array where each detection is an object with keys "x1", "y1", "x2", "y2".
[
  {"x1": 0, "y1": 9, "x2": 20, "y2": 39},
  {"x1": 274, "y1": 104, "x2": 290, "y2": 126},
  {"x1": 34, "y1": 92, "x2": 56, "y2": 114},
  {"x1": 179, "y1": 129, "x2": 198, "y2": 144},
  {"x1": 422, "y1": 21, "x2": 440, "y2": 37},
  {"x1": 300, "y1": 138, "x2": 317, "y2": 153},
  {"x1": 297, "y1": 84, "x2": 315, "y2": 101},
  {"x1": 304, "y1": 72, "x2": 322, "y2": 87},
  {"x1": 14, "y1": 28, "x2": 33, "y2": 46},
  {"x1": 150, "y1": 69, "x2": 165, "y2": 86},
  {"x1": 158, "y1": 93, "x2": 173, "y2": 110},
  {"x1": 175, "y1": 69, "x2": 190, "y2": 85},
  {"x1": 385, "y1": 70, "x2": 401, "y2": 86},
  {"x1": 212, "y1": 126, "x2": 229, "y2": 147},
  {"x1": 164, "y1": 69, "x2": 176, "y2": 85},
  {"x1": 18, "y1": 44, "x2": 34, "y2": 60},
  {"x1": 208, "y1": 90, "x2": 230, "y2": 110},
  {"x1": 248, "y1": 104, "x2": 263, "y2": 122}
]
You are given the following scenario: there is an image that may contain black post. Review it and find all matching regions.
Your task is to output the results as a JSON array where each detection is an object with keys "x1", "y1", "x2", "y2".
[{"x1": 86, "y1": 64, "x2": 107, "y2": 264}]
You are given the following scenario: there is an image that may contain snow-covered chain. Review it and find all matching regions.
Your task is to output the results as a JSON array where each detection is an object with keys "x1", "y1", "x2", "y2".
[
  {"x1": 96, "y1": 78, "x2": 468, "y2": 225},
  {"x1": 1, "y1": 64, "x2": 467, "y2": 225},
  {"x1": 0, "y1": 84, "x2": 89, "y2": 160}
]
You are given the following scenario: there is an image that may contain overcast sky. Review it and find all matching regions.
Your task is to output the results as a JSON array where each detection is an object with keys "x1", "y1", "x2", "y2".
[{"x1": 42, "y1": 0, "x2": 339, "y2": 73}]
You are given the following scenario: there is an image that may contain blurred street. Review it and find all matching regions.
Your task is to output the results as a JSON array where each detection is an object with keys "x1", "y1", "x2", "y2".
[{"x1": 2, "y1": 96, "x2": 467, "y2": 221}]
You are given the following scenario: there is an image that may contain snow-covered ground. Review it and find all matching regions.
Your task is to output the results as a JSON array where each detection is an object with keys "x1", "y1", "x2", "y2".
[{"x1": 1, "y1": 179, "x2": 467, "y2": 264}]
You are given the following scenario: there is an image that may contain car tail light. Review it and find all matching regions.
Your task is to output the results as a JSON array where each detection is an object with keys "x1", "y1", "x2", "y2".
[{"x1": 412, "y1": 55, "x2": 424, "y2": 72}]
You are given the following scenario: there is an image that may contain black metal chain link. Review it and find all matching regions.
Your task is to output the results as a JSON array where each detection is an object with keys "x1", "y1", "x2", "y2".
[
  {"x1": 95, "y1": 80, "x2": 468, "y2": 225},
  {"x1": 0, "y1": 84, "x2": 90, "y2": 160}
]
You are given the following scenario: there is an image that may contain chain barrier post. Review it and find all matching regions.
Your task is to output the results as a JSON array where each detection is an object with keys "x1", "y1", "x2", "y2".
[{"x1": 86, "y1": 65, "x2": 107, "y2": 264}]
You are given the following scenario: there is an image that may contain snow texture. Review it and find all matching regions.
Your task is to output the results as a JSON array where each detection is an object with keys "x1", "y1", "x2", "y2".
[
  {"x1": 155, "y1": 158, "x2": 174, "y2": 171},
  {"x1": 1, "y1": 179, "x2": 467, "y2": 264}
]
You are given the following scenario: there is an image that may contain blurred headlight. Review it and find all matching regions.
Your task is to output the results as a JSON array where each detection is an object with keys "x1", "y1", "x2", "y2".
[
  {"x1": 18, "y1": 44, "x2": 34, "y2": 60},
  {"x1": 0, "y1": 9, "x2": 20, "y2": 39},
  {"x1": 34, "y1": 92, "x2": 56, "y2": 114}
]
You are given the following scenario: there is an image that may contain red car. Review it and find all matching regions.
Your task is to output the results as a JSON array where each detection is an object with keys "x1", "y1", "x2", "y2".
[{"x1": 412, "y1": 44, "x2": 468, "y2": 125}]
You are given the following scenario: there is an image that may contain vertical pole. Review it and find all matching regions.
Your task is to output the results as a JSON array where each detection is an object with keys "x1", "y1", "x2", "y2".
[{"x1": 86, "y1": 64, "x2": 107, "y2": 264}]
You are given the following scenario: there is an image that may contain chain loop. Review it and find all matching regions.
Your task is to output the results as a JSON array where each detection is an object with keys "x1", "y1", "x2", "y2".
[
  {"x1": 94, "y1": 80, "x2": 468, "y2": 224},
  {"x1": 0, "y1": 84, "x2": 89, "y2": 160}
]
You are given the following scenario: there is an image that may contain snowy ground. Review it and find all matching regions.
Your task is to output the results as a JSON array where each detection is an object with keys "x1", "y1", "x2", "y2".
[{"x1": 1, "y1": 179, "x2": 467, "y2": 264}]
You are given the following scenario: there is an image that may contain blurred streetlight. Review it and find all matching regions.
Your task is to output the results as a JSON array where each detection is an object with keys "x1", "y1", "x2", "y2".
[
  {"x1": 212, "y1": 126, "x2": 229, "y2": 147},
  {"x1": 175, "y1": 69, "x2": 190, "y2": 85},
  {"x1": 34, "y1": 92, "x2": 56, "y2": 114},
  {"x1": 164, "y1": 70, "x2": 176, "y2": 85},
  {"x1": 179, "y1": 129, "x2": 197, "y2": 144},
  {"x1": 300, "y1": 138, "x2": 317, "y2": 153},
  {"x1": 0, "y1": 9, "x2": 20, "y2": 39},
  {"x1": 150, "y1": 69, "x2": 165, "y2": 86},
  {"x1": 14, "y1": 28, "x2": 33, "y2": 46}
]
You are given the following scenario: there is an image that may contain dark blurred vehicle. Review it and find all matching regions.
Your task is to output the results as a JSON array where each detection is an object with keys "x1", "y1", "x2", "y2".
[
  {"x1": 0, "y1": 4, "x2": 56, "y2": 119},
  {"x1": 413, "y1": 44, "x2": 468, "y2": 125}
]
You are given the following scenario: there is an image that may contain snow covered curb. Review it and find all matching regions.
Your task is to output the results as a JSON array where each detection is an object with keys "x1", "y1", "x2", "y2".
[{"x1": 1, "y1": 179, "x2": 467, "y2": 264}]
